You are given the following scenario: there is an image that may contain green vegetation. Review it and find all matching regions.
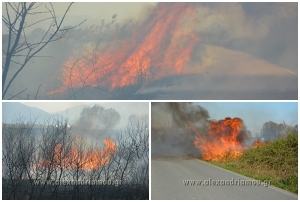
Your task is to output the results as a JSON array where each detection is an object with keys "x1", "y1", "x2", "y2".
[{"x1": 208, "y1": 134, "x2": 298, "y2": 194}]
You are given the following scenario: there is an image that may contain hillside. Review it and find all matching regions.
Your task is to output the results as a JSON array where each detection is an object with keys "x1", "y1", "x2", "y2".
[
  {"x1": 134, "y1": 45, "x2": 297, "y2": 100},
  {"x1": 2, "y1": 102, "x2": 53, "y2": 123},
  {"x1": 198, "y1": 45, "x2": 297, "y2": 76}
]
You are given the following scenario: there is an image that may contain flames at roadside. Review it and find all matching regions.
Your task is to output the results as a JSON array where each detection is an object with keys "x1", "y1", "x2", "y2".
[
  {"x1": 35, "y1": 139, "x2": 117, "y2": 171},
  {"x1": 50, "y1": 3, "x2": 200, "y2": 95},
  {"x1": 190, "y1": 117, "x2": 254, "y2": 162},
  {"x1": 152, "y1": 103, "x2": 268, "y2": 162}
]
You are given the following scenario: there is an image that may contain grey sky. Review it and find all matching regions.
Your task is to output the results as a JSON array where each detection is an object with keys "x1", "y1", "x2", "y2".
[
  {"x1": 21, "y1": 102, "x2": 91, "y2": 113},
  {"x1": 2, "y1": 2, "x2": 157, "y2": 33},
  {"x1": 21, "y1": 102, "x2": 149, "y2": 114}
]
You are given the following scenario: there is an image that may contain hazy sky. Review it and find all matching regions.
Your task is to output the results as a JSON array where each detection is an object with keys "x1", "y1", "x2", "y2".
[
  {"x1": 198, "y1": 102, "x2": 298, "y2": 136},
  {"x1": 2, "y1": 2, "x2": 157, "y2": 33},
  {"x1": 22, "y1": 102, "x2": 96, "y2": 113},
  {"x1": 53, "y1": 2, "x2": 157, "y2": 22},
  {"x1": 22, "y1": 102, "x2": 149, "y2": 114}
]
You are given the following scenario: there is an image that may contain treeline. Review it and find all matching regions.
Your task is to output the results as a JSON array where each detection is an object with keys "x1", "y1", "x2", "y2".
[
  {"x1": 2, "y1": 115, "x2": 149, "y2": 200},
  {"x1": 259, "y1": 121, "x2": 297, "y2": 141}
]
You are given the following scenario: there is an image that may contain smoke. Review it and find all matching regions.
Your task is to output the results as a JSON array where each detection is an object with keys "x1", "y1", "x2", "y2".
[
  {"x1": 64, "y1": 104, "x2": 121, "y2": 145},
  {"x1": 193, "y1": 2, "x2": 297, "y2": 73},
  {"x1": 151, "y1": 103, "x2": 210, "y2": 157},
  {"x1": 3, "y1": 2, "x2": 297, "y2": 100},
  {"x1": 69, "y1": 104, "x2": 148, "y2": 144},
  {"x1": 151, "y1": 103, "x2": 251, "y2": 158},
  {"x1": 76, "y1": 104, "x2": 120, "y2": 130}
]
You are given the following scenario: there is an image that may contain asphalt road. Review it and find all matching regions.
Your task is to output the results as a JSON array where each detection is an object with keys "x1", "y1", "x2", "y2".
[{"x1": 151, "y1": 157, "x2": 298, "y2": 200}]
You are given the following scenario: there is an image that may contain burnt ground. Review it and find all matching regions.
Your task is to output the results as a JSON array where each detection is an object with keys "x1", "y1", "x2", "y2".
[{"x1": 2, "y1": 179, "x2": 148, "y2": 200}]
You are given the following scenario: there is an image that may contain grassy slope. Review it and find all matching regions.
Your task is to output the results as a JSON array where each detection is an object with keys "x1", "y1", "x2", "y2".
[{"x1": 208, "y1": 134, "x2": 298, "y2": 194}]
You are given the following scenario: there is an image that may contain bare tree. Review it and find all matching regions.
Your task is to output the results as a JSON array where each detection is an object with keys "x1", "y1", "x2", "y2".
[
  {"x1": 2, "y1": 117, "x2": 37, "y2": 199},
  {"x1": 2, "y1": 115, "x2": 149, "y2": 199},
  {"x1": 2, "y1": 2, "x2": 85, "y2": 99},
  {"x1": 110, "y1": 115, "x2": 149, "y2": 198},
  {"x1": 34, "y1": 118, "x2": 72, "y2": 199}
]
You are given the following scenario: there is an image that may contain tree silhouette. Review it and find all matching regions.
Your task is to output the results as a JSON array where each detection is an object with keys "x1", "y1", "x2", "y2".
[{"x1": 2, "y1": 2, "x2": 85, "y2": 99}]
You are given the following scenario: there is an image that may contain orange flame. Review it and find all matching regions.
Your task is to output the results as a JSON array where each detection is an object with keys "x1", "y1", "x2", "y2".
[
  {"x1": 50, "y1": 3, "x2": 201, "y2": 95},
  {"x1": 252, "y1": 139, "x2": 268, "y2": 148},
  {"x1": 36, "y1": 139, "x2": 117, "y2": 171},
  {"x1": 252, "y1": 140, "x2": 261, "y2": 148},
  {"x1": 191, "y1": 118, "x2": 246, "y2": 161}
]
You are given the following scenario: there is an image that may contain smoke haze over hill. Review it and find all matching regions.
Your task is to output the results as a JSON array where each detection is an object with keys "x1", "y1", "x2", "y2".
[{"x1": 2, "y1": 2, "x2": 297, "y2": 100}]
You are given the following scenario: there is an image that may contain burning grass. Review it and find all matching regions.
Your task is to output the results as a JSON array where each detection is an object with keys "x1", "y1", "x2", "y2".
[
  {"x1": 50, "y1": 3, "x2": 201, "y2": 96},
  {"x1": 36, "y1": 138, "x2": 117, "y2": 171},
  {"x1": 208, "y1": 134, "x2": 298, "y2": 194},
  {"x1": 189, "y1": 117, "x2": 248, "y2": 162}
]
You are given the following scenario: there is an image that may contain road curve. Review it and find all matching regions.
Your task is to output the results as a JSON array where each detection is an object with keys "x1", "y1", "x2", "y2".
[{"x1": 151, "y1": 157, "x2": 297, "y2": 200}]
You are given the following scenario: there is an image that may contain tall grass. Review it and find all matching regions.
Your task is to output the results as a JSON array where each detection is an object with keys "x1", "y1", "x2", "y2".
[{"x1": 209, "y1": 134, "x2": 298, "y2": 193}]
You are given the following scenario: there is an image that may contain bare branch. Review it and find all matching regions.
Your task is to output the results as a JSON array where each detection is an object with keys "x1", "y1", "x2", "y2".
[
  {"x1": 49, "y1": 3, "x2": 58, "y2": 27},
  {"x1": 35, "y1": 84, "x2": 43, "y2": 100},
  {"x1": 59, "y1": 19, "x2": 87, "y2": 31},
  {"x1": 29, "y1": 2, "x2": 44, "y2": 10},
  {"x1": 12, "y1": 54, "x2": 54, "y2": 58},
  {"x1": 24, "y1": 17, "x2": 54, "y2": 29},
  {"x1": 2, "y1": 2, "x2": 86, "y2": 99},
  {"x1": 8, "y1": 88, "x2": 27, "y2": 100}
]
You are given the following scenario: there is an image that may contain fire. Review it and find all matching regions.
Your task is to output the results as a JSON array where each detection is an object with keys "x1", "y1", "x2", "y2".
[
  {"x1": 252, "y1": 140, "x2": 261, "y2": 147},
  {"x1": 252, "y1": 139, "x2": 268, "y2": 148},
  {"x1": 50, "y1": 3, "x2": 201, "y2": 95},
  {"x1": 36, "y1": 139, "x2": 117, "y2": 171},
  {"x1": 191, "y1": 118, "x2": 247, "y2": 161}
]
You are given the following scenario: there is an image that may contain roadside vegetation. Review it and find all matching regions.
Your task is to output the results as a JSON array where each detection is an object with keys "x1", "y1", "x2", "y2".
[{"x1": 208, "y1": 133, "x2": 298, "y2": 194}]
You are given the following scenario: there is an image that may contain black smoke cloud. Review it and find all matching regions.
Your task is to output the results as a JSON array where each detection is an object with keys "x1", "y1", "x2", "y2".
[
  {"x1": 151, "y1": 103, "x2": 251, "y2": 158},
  {"x1": 151, "y1": 102, "x2": 210, "y2": 157}
]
